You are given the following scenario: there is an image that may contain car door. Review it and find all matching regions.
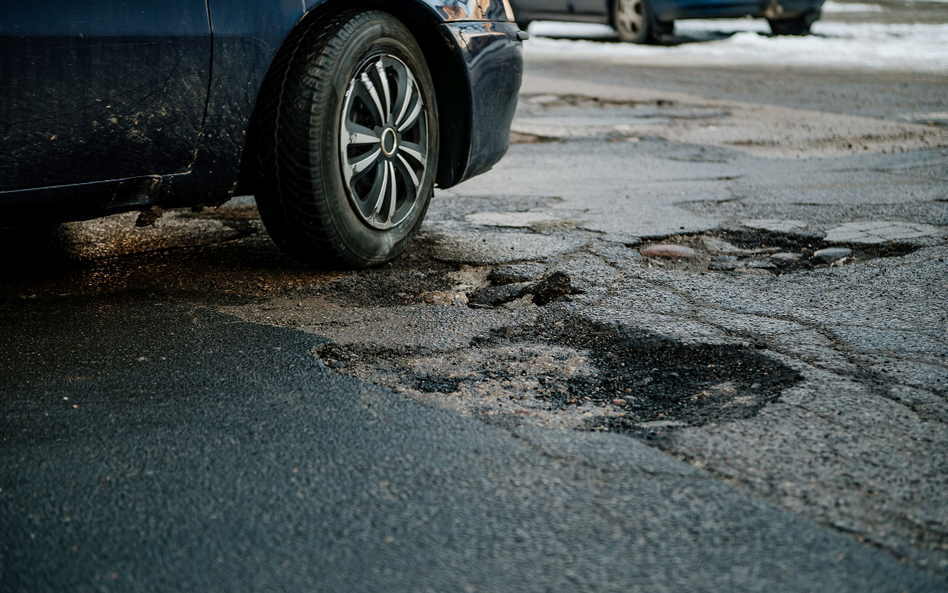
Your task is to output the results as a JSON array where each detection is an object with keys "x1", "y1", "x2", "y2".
[
  {"x1": 514, "y1": 0, "x2": 571, "y2": 17},
  {"x1": 569, "y1": 0, "x2": 609, "y2": 16},
  {"x1": 0, "y1": 0, "x2": 211, "y2": 192},
  {"x1": 670, "y1": 0, "x2": 763, "y2": 19}
]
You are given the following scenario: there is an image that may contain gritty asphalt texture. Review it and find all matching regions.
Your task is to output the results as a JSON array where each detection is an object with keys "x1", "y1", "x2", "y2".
[
  {"x1": 3, "y1": 5, "x2": 948, "y2": 591},
  {"x1": 0, "y1": 296, "x2": 942, "y2": 592}
]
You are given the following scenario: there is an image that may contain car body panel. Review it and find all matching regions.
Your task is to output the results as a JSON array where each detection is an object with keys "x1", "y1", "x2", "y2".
[
  {"x1": 569, "y1": 0, "x2": 609, "y2": 17},
  {"x1": 0, "y1": 1, "x2": 211, "y2": 192},
  {"x1": 441, "y1": 21, "x2": 522, "y2": 181},
  {"x1": 516, "y1": 0, "x2": 572, "y2": 18},
  {"x1": 0, "y1": 0, "x2": 523, "y2": 222},
  {"x1": 651, "y1": 0, "x2": 770, "y2": 21}
]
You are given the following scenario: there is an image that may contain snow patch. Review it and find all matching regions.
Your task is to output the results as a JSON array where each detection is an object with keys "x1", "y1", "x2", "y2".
[
  {"x1": 823, "y1": 1, "x2": 885, "y2": 11},
  {"x1": 525, "y1": 20, "x2": 948, "y2": 74}
]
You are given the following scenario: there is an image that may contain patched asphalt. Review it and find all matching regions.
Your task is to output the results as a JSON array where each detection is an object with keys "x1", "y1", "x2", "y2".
[
  {"x1": 3, "y1": 16, "x2": 948, "y2": 589},
  {"x1": 0, "y1": 295, "x2": 941, "y2": 592}
]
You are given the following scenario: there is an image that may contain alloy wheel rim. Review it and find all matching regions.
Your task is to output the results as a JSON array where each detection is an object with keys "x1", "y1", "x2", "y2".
[
  {"x1": 340, "y1": 54, "x2": 428, "y2": 230},
  {"x1": 615, "y1": 0, "x2": 645, "y2": 37}
]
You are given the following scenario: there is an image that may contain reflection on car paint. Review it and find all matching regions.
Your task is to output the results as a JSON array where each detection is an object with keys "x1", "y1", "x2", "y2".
[{"x1": 434, "y1": 0, "x2": 510, "y2": 21}]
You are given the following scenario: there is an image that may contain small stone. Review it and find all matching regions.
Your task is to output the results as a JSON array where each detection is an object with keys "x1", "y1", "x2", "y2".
[
  {"x1": 701, "y1": 236, "x2": 742, "y2": 254},
  {"x1": 813, "y1": 247, "x2": 853, "y2": 264},
  {"x1": 612, "y1": 398, "x2": 627, "y2": 405},
  {"x1": 771, "y1": 252, "x2": 802, "y2": 261},
  {"x1": 467, "y1": 285, "x2": 524, "y2": 308},
  {"x1": 530, "y1": 271, "x2": 575, "y2": 306},
  {"x1": 746, "y1": 259, "x2": 777, "y2": 270},
  {"x1": 640, "y1": 244, "x2": 697, "y2": 258},
  {"x1": 741, "y1": 219, "x2": 807, "y2": 233},
  {"x1": 709, "y1": 255, "x2": 738, "y2": 271},
  {"x1": 135, "y1": 205, "x2": 163, "y2": 227},
  {"x1": 487, "y1": 263, "x2": 545, "y2": 286}
]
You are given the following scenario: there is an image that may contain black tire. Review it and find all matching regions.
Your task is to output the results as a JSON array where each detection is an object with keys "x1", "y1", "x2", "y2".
[
  {"x1": 254, "y1": 10, "x2": 439, "y2": 268},
  {"x1": 612, "y1": 0, "x2": 662, "y2": 44},
  {"x1": 768, "y1": 11, "x2": 818, "y2": 35}
]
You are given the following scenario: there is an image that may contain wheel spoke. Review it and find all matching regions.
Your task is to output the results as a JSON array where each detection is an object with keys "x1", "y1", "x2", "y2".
[
  {"x1": 394, "y1": 74, "x2": 413, "y2": 127},
  {"x1": 360, "y1": 73, "x2": 385, "y2": 125},
  {"x1": 399, "y1": 141, "x2": 425, "y2": 166},
  {"x1": 371, "y1": 161, "x2": 389, "y2": 220},
  {"x1": 345, "y1": 120, "x2": 380, "y2": 146},
  {"x1": 348, "y1": 148, "x2": 381, "y2": 180},
  {"x1": 387, "y1": 161, "x2": 397, "y2": 222},
  {"x1": 395, "y1": 153, "x2": 420, "y2": 192},
  {"x1": 375, "y1": 60, "x2": 392, "y2": 121},
  {"x1": 397, "y1": 95, "x2": 423, "y2": 132}
]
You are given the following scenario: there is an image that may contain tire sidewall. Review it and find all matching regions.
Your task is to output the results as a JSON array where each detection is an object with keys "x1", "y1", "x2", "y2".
[{"x1": 316, "y1": 17, "x2": 439, "y2": 264}]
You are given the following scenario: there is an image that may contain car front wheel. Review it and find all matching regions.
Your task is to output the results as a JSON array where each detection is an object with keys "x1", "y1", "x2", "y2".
[{"x1": 254, "y1": 10, "x2": 439, "y2": 268}]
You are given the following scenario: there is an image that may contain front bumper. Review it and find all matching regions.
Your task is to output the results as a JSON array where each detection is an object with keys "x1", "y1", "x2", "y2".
[{"x1": 440, "y1": 21, "x2": 524, "y2": 185}]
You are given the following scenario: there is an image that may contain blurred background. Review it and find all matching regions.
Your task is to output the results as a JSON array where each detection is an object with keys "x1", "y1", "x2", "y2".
[{"x1": 519, "y1": 0, "x2": 948, "y2": 82}]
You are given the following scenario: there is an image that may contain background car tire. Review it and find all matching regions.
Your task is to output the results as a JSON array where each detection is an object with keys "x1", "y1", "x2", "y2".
[
  {"x1": 768, "y1": 11, "x2": 818, "y2": 35},
  {"x1": 254, "y1": 10, "x2": 439, "y2": 268},
  {"x1": 612, "y1": 0, "x2": 662, "y2": 44}
]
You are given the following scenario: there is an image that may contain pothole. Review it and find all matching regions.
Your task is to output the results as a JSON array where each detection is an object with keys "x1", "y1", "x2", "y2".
[
  {"x1": 316, "y1": 316, "x2": 801, "y2": 439},
  {"x1": 638, "y1": 227, "x2": 920, "y2": 276},
  {"x1": 511, "y1": 93, "x2": 730, "y2": 143},
  {"x1": 521, "y1": 94, "x2": 669, "y2": 109}
]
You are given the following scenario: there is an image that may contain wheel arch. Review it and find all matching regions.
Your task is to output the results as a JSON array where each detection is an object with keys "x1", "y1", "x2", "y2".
[{"x1": 236, "y1": 0, "x2": 472, "y2": 196}]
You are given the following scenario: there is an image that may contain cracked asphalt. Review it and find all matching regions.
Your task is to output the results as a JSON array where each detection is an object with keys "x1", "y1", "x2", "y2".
[{"x1": 3, "y1": 13, "x2": 948, "y2": 592}]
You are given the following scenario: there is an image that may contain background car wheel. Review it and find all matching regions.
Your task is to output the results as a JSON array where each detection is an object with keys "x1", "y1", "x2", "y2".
[
  {"x1": 254, "y1": 10, "x2": 439, "y2": 268},
  {"x1": 612, "y1": 0, "x2": 665, "y2": 44},
  {"x1": 768, "y1": 11, "x2": 818, "y2": 35},
  {"x1": 613, "y1": 0, "x2": 649, "y2": 43}
]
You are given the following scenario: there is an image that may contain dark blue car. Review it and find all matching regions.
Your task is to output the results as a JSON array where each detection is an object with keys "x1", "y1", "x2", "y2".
[
  {"x1": 511, "y1": 0, "x2": 824, "y2": 43},
  {"x1": 0, "y1": 0, "x2": 524, "y2": 267}
]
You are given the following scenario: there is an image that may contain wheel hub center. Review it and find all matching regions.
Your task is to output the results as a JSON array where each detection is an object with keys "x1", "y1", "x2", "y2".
[{"x1": 381, "y1": 127, "x2": 398, "y2": 157}]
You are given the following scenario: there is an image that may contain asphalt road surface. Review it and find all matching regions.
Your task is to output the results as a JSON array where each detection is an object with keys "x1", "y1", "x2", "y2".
[{"x1": 2, "y1": 3, "x2": 947, "y2": 591}]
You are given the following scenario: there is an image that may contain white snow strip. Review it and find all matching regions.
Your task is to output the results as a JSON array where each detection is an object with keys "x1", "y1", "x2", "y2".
[
  {"x1": 823, "y1": 1, "x2": 885, "y2": 12},
  {"x1": 525, "y1": 20, "x2": 948, "y2": 74},
  {"x1": 527, "y1": 22, "x2": 617, "y2": 39}
]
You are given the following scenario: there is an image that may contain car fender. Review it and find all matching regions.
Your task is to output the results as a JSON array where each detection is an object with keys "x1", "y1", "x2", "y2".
[{"x1": 163, "y1": 0, "x2": 514, "y2": 206}]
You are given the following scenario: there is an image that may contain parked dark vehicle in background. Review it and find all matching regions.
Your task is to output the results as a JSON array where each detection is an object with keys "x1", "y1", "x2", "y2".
[
  {"x1": 510, "y1": 0, "x2": 824, "y2": 43},
  {"x1": 0, "y1": 0, "x2": 523, "y2": 267}
]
